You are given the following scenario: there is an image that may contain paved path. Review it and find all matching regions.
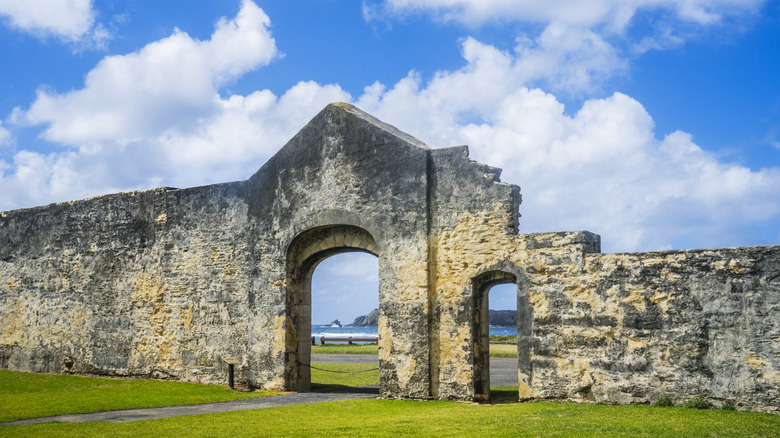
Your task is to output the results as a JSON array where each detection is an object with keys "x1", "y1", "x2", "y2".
[
  {"x1": 4, "y1": 355, "x2": 518, "y2": 425},
  {"x1": 489, "y1": 357, "x2": 519, "y2": 387},
  {"x1": 3, "y1": 388, "x2": 379, "y2": 426}
]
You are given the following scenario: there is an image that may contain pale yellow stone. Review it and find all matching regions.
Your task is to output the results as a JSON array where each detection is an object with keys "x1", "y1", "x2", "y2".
[
  {"x1": 747, "y1": 351, "x2": 768, "y2": 370},
  {"x1": 649, "y1": 291, "x2": 675, "y2": 313},
  {"x1": 622, "y1": 286, "x2": 647, "y2": 312}
]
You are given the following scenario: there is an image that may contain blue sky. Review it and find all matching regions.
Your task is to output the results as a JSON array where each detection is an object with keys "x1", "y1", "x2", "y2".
[{"x1": 1, "y1": 0, "x2": 779, "y2": 323}]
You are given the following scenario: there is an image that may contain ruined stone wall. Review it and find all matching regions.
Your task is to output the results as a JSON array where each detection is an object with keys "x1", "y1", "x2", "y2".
[
  {"x1": 428, "y1": 186, "x2": 779, "y2": 412},
  {"x1": 245, "y1": 103, "x2": 433, "y2": 397},
  {"x1": 1, "y1": 102, "x2": 778, "y2": 410},
  {"x1": 427, "y1": 145, "x2": 522, "y2": 399},
  {"x1": 524, "y1": 243, "x2": 780, "y2": 412},
  {"x1": 0, "y1": 182, "x2": 258, "y2": 385}
]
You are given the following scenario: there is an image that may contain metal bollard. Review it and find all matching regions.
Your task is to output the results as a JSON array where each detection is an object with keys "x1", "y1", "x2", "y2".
[{"x1": 223, "y1": 357, "x2": 240, "y2": 390}]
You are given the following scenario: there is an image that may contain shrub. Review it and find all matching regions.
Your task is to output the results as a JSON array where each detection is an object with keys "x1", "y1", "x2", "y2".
[
  {"x1": 655, "y1": 392, "x2": 673, "y2": 407},
  {"x1": 684, "y1": 392, "x2": 710, "y2": 409},
  {"x1": 721, "y1": 400, "x2": 736, "y2": 411}
]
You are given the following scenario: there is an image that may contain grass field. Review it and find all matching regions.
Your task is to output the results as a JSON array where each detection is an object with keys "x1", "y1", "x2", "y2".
[
  {"x1": 0, "y1": 370, "x2": 276, "y2": 422},
  {"x1": 312, "y1": 343, "x2": 379, "y2": 354},
  {"x1": 489, "y1": 343, "x2": 517, "y2": 357},
  {"x1": 310, "y1": 362, "x2": 379, "y2": 388},
  {"x1": 313, "y1": 343, "x2": 518, "y2": 357},
  {"x1": 3, "y1": 369, "x2": 779, "y2": 437},
  {"x1": 3, "y1": 396, "x2": 778, "y2": 437}
]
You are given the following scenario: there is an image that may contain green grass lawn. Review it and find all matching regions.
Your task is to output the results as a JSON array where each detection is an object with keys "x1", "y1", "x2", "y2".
[
  {"x1": 2, "y1": 370, "x2": 779, "y2": 437},
  {"x1": 310, "y1": 362, "x2": 379, "y2": 389},
  {"x1": 313, "y1": 343, "x2": 518, "y2": 357},
  {"x1": 489, "y1": 343, "x2": 517, "y2": 357},
  {"x1": 0, "y1": 370, "x2": 277, "y2": 422},
  {"x1": 3, "y1": 397, "x2": 778, "y2": 437},
  {"x1": 312, "y1": 343, "x2": 379, "y2": 354}
]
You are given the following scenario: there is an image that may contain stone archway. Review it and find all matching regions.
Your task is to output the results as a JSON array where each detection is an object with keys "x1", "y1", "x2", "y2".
[
  {"x1": 285, "y1": 225, "x2": 379, "y2": 391},
  {"x1": 472, "y1": 268, "x2": 532, "y2": 401}
]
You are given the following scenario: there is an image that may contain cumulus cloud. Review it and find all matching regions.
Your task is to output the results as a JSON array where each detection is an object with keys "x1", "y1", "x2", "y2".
[
  {"x1": 0, "y1": 0, "x2": 103, "y2": 44},
  {"x1": 461, "y1": 92, "x2": 780, "y2": 251},
  {"x1": 24, "y1": 0, "x2": 279, "y2": 146},
  {"x1": 1, "y1": 1, "x2": 348, "y2": 208},
  {"x1": 2, "y1": 86, "x2": 349, "y2": 211},
  {"x1": 364, "y1": 0, "x2": 763, "y2": 93}
]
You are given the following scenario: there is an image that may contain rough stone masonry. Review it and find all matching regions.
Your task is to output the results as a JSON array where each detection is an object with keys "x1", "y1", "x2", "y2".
[{"x1": 1, "y1": 103, "x2": 778, "y2": 412}]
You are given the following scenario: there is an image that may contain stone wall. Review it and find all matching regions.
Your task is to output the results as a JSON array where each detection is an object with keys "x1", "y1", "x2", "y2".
[
  {"x1": 429, "y1": 197, "x2": 779, "y2": 412},
  {"x1": 0, "y1": 183, "x2": 257, "y2": 385},
  {"x1": 1, "y1": 102, "x2": 778, "y2": 411},
  {"x1": 244, "y1": 103, "x2": 433, "y2": 398},
  {"x1": 525, "y1": 243, "x2": 780, "y2": 412}
]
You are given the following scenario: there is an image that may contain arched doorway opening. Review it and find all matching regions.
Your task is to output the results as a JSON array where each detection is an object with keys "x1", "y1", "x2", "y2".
[
  {"x1": 310, "y1": 252, "x2": 379, "y2": 389},
  {"x1": 285, "y1": 225, "x2": 380, "y2": 391},
  {"x1": 472, "y1": 269, "x2": 531, "y2": 401}
]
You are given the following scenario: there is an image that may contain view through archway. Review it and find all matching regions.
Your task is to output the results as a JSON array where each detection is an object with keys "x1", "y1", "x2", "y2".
[
  {"x1": 309, "y1": 252, "x2": 380, "y2": 391},
  {"x1": 285, "y1": 224, "x2": 380, "y2": 392},
  {"x1": 486, "y1": 283, "x2": 520, "y2": 403},
  {"x1": 473, "y1": 271, "x2": 520, "y2": 402}
]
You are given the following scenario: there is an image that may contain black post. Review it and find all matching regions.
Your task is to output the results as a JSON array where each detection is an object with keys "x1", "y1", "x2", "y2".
[{"x1": 228, "y1": 363, "x2": 235, "y2": 390}]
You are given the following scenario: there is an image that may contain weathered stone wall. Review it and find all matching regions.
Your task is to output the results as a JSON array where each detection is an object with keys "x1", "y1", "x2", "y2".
[
  {"x1": 1, "y1": 102, "x2": 778, "y2": 411},
  {"x1": 245, "y1": 103, "x2": 433, "y2": 398},
  {"x1": 427, "y1": 144, "x2": 522, "y2": 399},
  {"x1": 524, "y1": 243, "x2": 780, "y2": 412},
  {"x1": 429, "y1": 194, "x2": 779, "y2": 411},
  {"x1": 0, "y1": 182, "x2": 257, "y2": 385}
]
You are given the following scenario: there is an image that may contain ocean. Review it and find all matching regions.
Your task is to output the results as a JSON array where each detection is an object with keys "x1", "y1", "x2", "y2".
[{"x1": 311, "y1": 325, "x2": 517, "y2": 344}]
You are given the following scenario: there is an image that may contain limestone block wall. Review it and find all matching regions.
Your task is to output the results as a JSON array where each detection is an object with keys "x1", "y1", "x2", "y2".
[
  {"x1": 0, "y1": 182, "x2": 259, "y2": 386},
  {"x1": 525, "y1": 244, "x2": 780, "y2": 412},
  {"x1": 427, "y1": 144, "x2": 522, "y2": 399},
  {"x1": 429, "y1": 191, "x2": 780, "y2": 413}
]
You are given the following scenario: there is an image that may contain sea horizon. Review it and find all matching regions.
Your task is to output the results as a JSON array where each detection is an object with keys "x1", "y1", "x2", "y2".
[{"x1": 311, "y1": 324, "x2": 517, "y2": 344}]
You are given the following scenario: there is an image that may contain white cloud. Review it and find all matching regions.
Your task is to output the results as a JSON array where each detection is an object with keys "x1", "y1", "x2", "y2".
[
  {"x1": 319, "y1": 253, "x2": 379, "y2": 280},
  {"x1": 0, "y1": 0, "x2": 301, "y2": 209},
  {"x1": 0, "y1": 122, "x2": 10, "y2": 148},
  {"x1": 0, "y1": 0, "x2": 98, "y2": 42},
  {"x1": 364, "y1": 0, "x2": 763, "y2": 93},
  {"x1": 368, "y1": 0, "x2": 762, "y2": 28},
  {"x1": 24, "y1": 0, "x2": 279, "y2": 146},
  {"x1": 1, "y1": 82, "x2": 350, "y2": 211}
]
